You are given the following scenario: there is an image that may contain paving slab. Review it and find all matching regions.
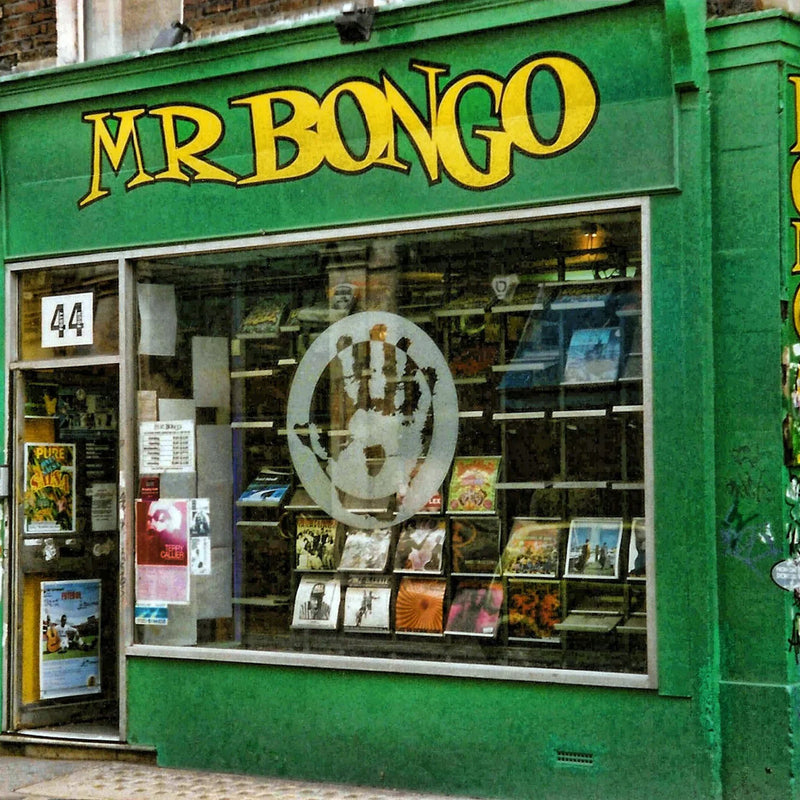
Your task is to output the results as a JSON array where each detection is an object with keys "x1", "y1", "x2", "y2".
[
  {"x1": 0, "y1": 758, "x2": 480, "y2": 800},
  {"x1": 0, "y1": 756, "x2": 96, "y2": 795}
]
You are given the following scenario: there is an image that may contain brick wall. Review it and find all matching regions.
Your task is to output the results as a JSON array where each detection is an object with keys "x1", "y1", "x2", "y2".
[
  {"x1": 0, "y1": 0, "x2": 57, "y2": 70},
  {"x1": 183, "y1": 0, "x2": 343, "y2": 39},
  {"x1": 0, "y1": 0, "x2": 794, "y2": 76}
]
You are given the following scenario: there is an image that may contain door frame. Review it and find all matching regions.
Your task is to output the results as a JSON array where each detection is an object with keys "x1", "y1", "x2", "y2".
[{"x1": 2, "y1": 255, "x2": 135, "y2": 739}]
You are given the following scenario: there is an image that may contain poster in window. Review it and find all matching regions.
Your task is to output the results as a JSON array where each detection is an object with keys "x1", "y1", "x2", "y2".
[
  {"x1": 24, "y1": 382, "x2": 59, "y2": 418},
  {"x1": 139, "y1": 420, "x2": 195, "y2": 474},
  {"x1": 40, "y1": 579, "x2": 101, "y2": 700},
  {"x1": 24, "y1": 443, "x2": 76, "y2": 534},
  {"x1": 135, "y1": 499, "x2": 190, "y2": 604},
  {"x1": 57, "y1": 385, "x2": 118, "y2": 433}
]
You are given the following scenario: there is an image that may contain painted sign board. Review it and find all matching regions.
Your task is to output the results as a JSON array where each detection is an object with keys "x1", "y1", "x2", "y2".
[{"x1": 0, "y1": 3, "x2": 675, "y2": 258}]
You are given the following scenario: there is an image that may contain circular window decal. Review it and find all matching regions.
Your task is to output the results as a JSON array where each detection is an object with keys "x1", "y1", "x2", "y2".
[{"x1": 287, "y1": 312, "x2": 458, "y2": 529}]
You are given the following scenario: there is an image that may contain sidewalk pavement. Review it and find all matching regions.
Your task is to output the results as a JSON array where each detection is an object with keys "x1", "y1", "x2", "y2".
[{"x1": 0, "y1": 753, "x2": 482, "y2": 800}]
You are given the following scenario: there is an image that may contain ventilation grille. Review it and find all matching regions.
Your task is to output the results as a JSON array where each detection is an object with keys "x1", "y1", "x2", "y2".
[{"x1": 556, "y1": 749, "x2": 595, "y2": 766}]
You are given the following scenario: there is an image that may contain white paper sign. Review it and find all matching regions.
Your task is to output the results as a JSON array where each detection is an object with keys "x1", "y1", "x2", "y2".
[
  {"x1": 137, "y1": 283, "x2": 177, "y2": 357},
  {"x1": 139, "y1": 420, "x2": 196, "y2": 473},
  {"x1": 41, "y1": 292, "x2": 94, "y2": 348},
  {"x1": 89, "y1": 483, "x2": 117, "y2": 532}
]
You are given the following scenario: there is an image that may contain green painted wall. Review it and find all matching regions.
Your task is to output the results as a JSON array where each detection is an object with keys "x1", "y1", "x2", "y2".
[
  {"x1": 109, "y1": 4, "x2": 717, "y2": 798},
  {"x1": 127, "y1": 658, "x2": 717, "y2": 800},
  {"x1": 10, "y1": 2, "x2": 800, "y2": 799},
  {"x1": 708, "y1": 13, "x2": 800, "y2": 800},
  {"x1": 0, "y1": 2, "x2": 675, "y2": 259}
]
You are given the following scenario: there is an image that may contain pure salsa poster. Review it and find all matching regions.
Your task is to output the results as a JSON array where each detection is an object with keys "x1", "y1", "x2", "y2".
[{"x1": 24, "y1": 443, "x2": 76, "y2": 533}]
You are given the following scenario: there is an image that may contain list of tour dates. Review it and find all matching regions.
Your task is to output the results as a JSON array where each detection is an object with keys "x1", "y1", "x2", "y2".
[{"x1": 139, "y1": 421, "x2": 195, "y2": 473}]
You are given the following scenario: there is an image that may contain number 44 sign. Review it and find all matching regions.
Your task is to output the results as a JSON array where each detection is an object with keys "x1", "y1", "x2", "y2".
[{"x1": 41, "y1": 292, "x2": 94, "y2": 348}]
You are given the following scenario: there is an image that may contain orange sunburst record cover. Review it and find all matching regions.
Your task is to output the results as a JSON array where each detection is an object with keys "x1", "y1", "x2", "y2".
[{"x1": 394, "y1": 577, "x2": 446, "y2": 634}]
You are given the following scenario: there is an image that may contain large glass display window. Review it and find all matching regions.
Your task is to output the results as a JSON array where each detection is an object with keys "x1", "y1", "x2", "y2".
[{"x1": 130, "y1": 202, "x2": 653, "y2": 684}]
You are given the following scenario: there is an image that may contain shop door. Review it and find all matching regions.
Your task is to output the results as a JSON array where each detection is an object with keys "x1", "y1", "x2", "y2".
[{"x1": 5, "y1": 265, "x2": 125, "y2": 737}]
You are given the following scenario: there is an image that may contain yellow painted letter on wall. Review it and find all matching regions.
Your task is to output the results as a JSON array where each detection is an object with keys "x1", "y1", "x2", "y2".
[
  {"x1": 381, "y1": 62, "x2": 448, "y2": 184},
  {"x1": 318, "y1": 80, "x2": 403, "y2": 174},
  {"x1": 501, "y1": 54, "x2": 598, "y2": 157},
  {"x1": 78, "y1": 108, "x2": 154, "y2": 208},
  {"x1": 436, "y1": 72, "x2": 512, "y2": 189},
  {"x1": 233, "y1": 89, "x2": 324, "y2": 184},
  {"x1": 149, "y1": 104, "x2": 238, "y2": 184}
]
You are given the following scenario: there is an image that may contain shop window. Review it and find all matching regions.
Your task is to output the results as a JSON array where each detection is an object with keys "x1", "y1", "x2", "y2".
[{"x1": 132, "y1": 205, "x2": 650, "y2": 680}]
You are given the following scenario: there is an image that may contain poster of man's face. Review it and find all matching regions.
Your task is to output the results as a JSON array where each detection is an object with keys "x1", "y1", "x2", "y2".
[{"x1": 136, "y1": 499, "x2": 188, "y2": 567}]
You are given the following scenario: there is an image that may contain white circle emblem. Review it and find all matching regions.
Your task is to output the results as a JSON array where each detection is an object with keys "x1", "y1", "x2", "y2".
[{"x1": 287, "y1": 312, "x2": 458, "y2": 529}]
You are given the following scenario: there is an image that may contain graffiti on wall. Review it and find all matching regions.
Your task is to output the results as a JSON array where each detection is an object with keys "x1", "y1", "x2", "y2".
[{"x1": 721, "y1": 445, "x2": 779, "y2": 573}]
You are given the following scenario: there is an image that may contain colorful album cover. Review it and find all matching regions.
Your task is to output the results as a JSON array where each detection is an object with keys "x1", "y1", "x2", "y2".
[
  {"x1": 445, "y1": 580, "x2": 503, "y2": 637},
  {"x1": 446, "y1": 456, "x2": 501, "y2": 514},
  {"x1": 565, "y1": 518, "x2": 624, "y2": 579},
  {"x1": 395, "y1": 578, "x2": 446, "y2": 635},
  {"x1": 394, "y1": 518, "x2": 446, "y2": 574},
  {"x1": 507, "y1": 580, "x2": 562, "y2": 640},
  {"x1": 501, "y1": 518, "x2": 562, "y2": 578}
]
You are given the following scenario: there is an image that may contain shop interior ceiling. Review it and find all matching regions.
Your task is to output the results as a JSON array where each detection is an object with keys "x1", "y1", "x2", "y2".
[{"x1": 134, "y1": 211, "x2": 641, "y2": 296}]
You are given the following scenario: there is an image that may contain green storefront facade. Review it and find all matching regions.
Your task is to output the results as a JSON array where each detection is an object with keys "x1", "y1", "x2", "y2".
[{"x1": 0, "y1": 0, "x2": 798, "y2": 797}]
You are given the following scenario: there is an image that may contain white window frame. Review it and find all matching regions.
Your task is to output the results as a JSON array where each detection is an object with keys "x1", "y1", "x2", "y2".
[{"x1": 5, "y1": 196, "x2": 656, "y2": 690}]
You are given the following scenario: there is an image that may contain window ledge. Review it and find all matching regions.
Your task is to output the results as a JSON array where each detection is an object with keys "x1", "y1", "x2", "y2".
[{"x1": 126, "y1": 644, "x2": 655, "y2": 689}]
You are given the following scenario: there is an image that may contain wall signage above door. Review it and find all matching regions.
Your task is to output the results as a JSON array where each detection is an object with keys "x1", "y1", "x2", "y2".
[{"x1": 77, "y1": 52, "x2": 599, "y2": 208}]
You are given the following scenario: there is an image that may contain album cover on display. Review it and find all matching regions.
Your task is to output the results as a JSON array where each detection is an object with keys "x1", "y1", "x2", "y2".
[
  {"x1": 295, "y1": 516, "x2": 339, "y2": 571},
  {"x1": 394, "y1": 578, "x2": 446, "y2": 635},
  {"x1": 445, "y1": 580, "x2": 503, "y2": 637},
  {"x1": 446, "y1": 456, "x2": 501, "y2": 514},
  {"x1": 338, "y1": 528, "x2": 393, "y2": 572},
  {"x1": 394, "y1": 518, "x2": 446, "y2": 574}
]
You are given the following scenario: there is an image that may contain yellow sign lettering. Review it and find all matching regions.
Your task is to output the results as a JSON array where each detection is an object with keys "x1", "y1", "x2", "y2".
[
  {"x1": 79, "y1": 53, "x2": 600, "y2": 207},
  {"x1": 233, "y1": 89, "x2": 324, "y2": 184},
  {"x1": 149, "y1": 104, "x2": 238, "y2": 184},
  {"x1": 78, "y1": 108, "x2": 153, "y2": 208}
]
